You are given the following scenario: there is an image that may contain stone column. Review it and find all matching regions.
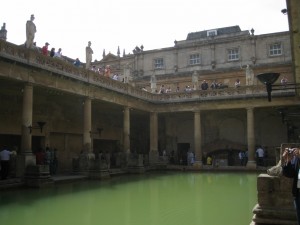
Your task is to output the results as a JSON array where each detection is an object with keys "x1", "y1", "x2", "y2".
[
  {"x1": 149, "y1": 112, "x2": 159, "y2": 164},
  {"x1": 173, "y1": 48, "x2": 178, "y2": 73},
  {"x1": 194, "y1": 111, "x2": 202, "y2": 167},
  {"x1": 17, "y1": 84, "x2": 36, "y2": 177},
  {"x1": 21, "y1": 84, "x2": 33, "y2": 154},
  {"x1": 246, "y1": 107, "x2": 256, "y2": 169},
  {"x1": 123, "y1": 106, "x2": 130, "y2": 153},
  {"x1": 210, "y1": 44, "x2": 216, "y2": 69},
  {"x1": 83, "y1": 97, "x2": 92, "y2": 153}
]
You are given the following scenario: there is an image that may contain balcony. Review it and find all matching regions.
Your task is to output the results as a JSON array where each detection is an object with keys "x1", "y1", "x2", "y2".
[{"x1": 0, "y1": 40, "x2": 297, "y2": 104}]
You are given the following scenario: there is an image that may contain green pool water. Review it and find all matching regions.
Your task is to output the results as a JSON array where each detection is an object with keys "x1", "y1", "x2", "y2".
[{"x1": 0, "y1": 172, "x2": 257, "y2": 225}]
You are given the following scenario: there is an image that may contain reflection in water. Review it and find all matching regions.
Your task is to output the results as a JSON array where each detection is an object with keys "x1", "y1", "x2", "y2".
[{"x1": 0, "y1": 172, "x2": 257, "y2": 225}]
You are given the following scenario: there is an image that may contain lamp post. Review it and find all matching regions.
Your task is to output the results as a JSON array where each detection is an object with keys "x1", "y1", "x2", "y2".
[
  {"x1": 256, "y1": 73, "x2": 280, "y2": 102},
  {"x1": 28, "y1": 121, "x2": 46, "y2": 133}
]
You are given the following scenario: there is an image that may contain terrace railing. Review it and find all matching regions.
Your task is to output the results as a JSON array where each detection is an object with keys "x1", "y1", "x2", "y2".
[{"x1": 0, "y1": 40, "x2": 296, "y2": 104}]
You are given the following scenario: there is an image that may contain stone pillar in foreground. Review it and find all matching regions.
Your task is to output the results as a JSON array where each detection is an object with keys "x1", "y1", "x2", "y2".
[
  {"x1": 246, "y1": 107, "x2": 256, "y2": 169},
  {"x1": 21, "y1": 84, "x2": 33, "y2": 154},
  {"x1": 17, "y1": 84, "x2": 35, "y2": 177},
  {"x1": 123, "y1": 106, "x2": 130, "y2": 154},
  {"x1": 83, "y1": 97, "x2": 92, "y2": 153},
  {"x1": 149, "y1": 112, "x2": 159, "y2": 165},
  {"x1": 19, "y1": 84, "x2": 53, "y2": 187},
  {"x1": 193, "y1": 111, "x2": 202, "y2": 168}
]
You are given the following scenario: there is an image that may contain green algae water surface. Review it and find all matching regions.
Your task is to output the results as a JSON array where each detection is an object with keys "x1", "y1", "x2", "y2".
[{"x1": 0, "y1": 172, "x2": 257, "y2": 225}]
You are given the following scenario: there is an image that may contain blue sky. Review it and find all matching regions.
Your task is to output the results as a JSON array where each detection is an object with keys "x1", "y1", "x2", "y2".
[{"x1": 1, "y1": 0, "x2": 289, "y2": 62}]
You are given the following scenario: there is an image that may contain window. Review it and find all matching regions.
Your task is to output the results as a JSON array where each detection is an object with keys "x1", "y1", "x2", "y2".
[
  {"x1": 207, "y1": 30, "x2": 217, "y2": 37},
  {"x1": 227, "y1": 48, "x2": 239, "y2": 61},
  {"x1": 269, "y1": 43, "x2": 282, "y2": 56},
  {"x1": 154, "y1": 58, "x2": 164, "y2": 69},
  {"x1": 189, "y1": 54, "x2": 201, "y2": 65}
]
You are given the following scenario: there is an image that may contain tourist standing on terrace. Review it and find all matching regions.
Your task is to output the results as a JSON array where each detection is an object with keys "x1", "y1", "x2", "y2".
[
  {"x1": 86, "y1": 41, "x2": 93, "y2": 69},
  {"x1": 42, "y1": 42, "x2": 50, "y2": 56},
  {"x1": 73, "y1": 58, "x2": 81, "y2": 67},
  {"x1": 25, "y1": 14, "x2": 36, "y2": 48},
  {"x1": 281, "y1": 76, "x2": 288, "y2": 87},
  {"x1": 235, "y1": 79, "x2": 241, "y2": 88},
  {"x1": 201, "y1": 80, "x2": 209, "y2": 90},
  {"x1": 50, "y1": 48, "x2": 55, "y2": 57},
  {"x1": 54, "y1": 48, "x2": 62, "y2": 58}
]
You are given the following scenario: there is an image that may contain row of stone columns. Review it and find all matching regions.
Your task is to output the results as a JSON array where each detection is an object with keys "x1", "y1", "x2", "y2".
[
  {"x1": 192, "y1": 108, "x2": 256, "y2": 168},
  {"x1": 20, "y1": 83, "x2": 256, "y2": 171}
]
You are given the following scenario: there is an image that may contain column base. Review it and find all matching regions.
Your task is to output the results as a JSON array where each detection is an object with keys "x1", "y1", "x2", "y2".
[
  {"x1": 246, "y1": 160, "x2": 257, "y2": 169},
  {"x1": 127, "y1": 154, "x2": 145, "y2": 174},
  {"x1": 149, "y1": 150, "x2": 159, "y2": 165},
  {"x1": 251, "y1": 174, "x2": 297, "y2": 224},
  {"x1": 16, "y1": 153, "x2": 36, "y2": 177},
  {"x1": 193, "y1": 161, "x2": 203, "y2": 169},
  {"x1": 25, "y1": 165, "x2": 54, "y2": 188}
]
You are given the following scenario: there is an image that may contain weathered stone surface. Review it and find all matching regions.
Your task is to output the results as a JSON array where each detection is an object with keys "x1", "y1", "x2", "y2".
[{"x1": 252, "y1": 174, "x2": 297, "y2": 224}]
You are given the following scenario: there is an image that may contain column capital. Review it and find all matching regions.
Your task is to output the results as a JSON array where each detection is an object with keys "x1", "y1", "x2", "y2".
[
  {"x1": 193, "y1": 110, "x2": 201, "y2": 114},
  {"x1": 246, "y1": 106, "x2": 255, "y2": 111}
]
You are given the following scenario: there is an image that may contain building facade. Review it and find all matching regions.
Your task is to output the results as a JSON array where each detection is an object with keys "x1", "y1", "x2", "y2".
[
  {"x1": 96, "y1": 26, "x2": 292, "y2": 92},
  {"x1": 0, "y1": 24, "x2": 299, "y2": 174}
]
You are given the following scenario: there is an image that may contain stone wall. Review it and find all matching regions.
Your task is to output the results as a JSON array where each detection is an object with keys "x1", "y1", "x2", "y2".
[{"x1": 252, "y1": 174, "x2": 297, "y2": 225}]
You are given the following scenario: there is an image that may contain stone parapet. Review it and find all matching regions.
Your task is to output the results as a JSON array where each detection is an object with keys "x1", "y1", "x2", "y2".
[{"x1": 252, "y1": 174, "x2": 297, "y2": 225}]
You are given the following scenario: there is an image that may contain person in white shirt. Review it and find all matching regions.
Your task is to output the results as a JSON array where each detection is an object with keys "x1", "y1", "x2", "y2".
[
  {"x1": 256, "y1": 146, "x2": 264, "y2": 166},
  {"x1": 0, "y1": 146, "x2": 12, "y2": 179},
  {"x1": 54, "y1": 48, "x2": 62, "y2": 58},
  {"x1": 112, "y1": 74, "x2": 119, "y2": 81}
]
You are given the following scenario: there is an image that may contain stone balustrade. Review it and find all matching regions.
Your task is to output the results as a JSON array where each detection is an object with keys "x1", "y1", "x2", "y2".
[{"x1": 0, "y1": 40, "x2": 296, "y2": 104}]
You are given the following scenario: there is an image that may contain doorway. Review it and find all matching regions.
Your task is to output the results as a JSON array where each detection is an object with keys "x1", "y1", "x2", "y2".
[{"x1": 177, "y1": 143, "x2": 190, "y2": 165}]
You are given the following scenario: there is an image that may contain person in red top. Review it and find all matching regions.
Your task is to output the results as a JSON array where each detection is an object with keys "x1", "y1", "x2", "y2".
[
  {"x1": 35, "y1": 148, "x2": 45, "y2": 165},
  {"x1": 42, "y1": 42, "x2": 50, "y2": 56}
]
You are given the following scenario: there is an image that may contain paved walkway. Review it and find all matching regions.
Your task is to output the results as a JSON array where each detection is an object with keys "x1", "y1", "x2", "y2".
[
  {"x1": 0, "y1": 166, "x2": 267, "y2": 189},
  {"x1": 0, "y1": 168, "x2": 129, "y2": 189}
]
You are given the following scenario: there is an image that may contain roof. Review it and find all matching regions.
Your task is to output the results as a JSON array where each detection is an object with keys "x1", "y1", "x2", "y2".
[{"x1": 186, "y1": 25, "x2": 242, "y2": 40}]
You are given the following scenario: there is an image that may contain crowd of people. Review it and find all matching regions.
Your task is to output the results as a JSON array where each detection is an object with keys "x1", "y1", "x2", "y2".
[{"x1": 145, "y1": 79, "x2": 238, "y2": 94}]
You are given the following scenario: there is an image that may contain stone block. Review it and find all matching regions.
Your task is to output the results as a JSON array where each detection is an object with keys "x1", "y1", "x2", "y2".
[{"x1": 252, "y1": 174, "x2": 297, "y2": 224}]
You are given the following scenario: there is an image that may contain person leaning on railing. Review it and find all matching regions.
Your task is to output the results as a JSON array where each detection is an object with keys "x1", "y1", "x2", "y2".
[{"x1": 282, "y1": 147, "x2": 300, "y2": 225}]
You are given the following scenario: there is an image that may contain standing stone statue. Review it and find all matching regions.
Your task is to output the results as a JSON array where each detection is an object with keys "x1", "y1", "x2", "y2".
[
  {"x1": 0, "y1": 23, "x2": 7, "y2": 41},
  {"x1": 192, "y1": 71, "x2": 199, "y2": 90},
  {"x1": 25, "y1": 14, "x2": 36, "y2": 48},
  {"x1": 123, "y1": 63, "x2": 131, "y2": 83},
  {"x1": 150, "y1": 74, "x2": 157, "y2": 93},
  {"x1": 245, "y1": 65, "x2": 254, "y2": 86},
  {"x1": 85, "y1": 41, "x2": 93, "y2": 69}
]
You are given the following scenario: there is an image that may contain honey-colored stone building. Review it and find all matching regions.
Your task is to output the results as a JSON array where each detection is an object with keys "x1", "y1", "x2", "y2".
[{"x1": 0, "y1": 1, "x2": 299, "y2": 177}]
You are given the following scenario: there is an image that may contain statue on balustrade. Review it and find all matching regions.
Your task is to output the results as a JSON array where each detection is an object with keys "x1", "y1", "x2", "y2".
[
  {"x1": 192, "y1": 71, "x2": 199, "y2": 90},
  {"x1": 25, "y1": 14, "x2": 36, "y2": 48},
  {"x1": 85, "y1": 41, "x2": 93, "y2": 69},
  {"x1": 150, "y1": 74, "x2": 157, "y2": 93},
  {"x1": 0, "y1": 23, "x2": 7, "y2": 41},
  {"x1": 245, "y1": 64, "x2": 254, "y2": 86}
]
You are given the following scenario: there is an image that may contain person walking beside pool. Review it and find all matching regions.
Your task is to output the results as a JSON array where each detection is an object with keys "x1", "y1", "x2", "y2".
[{"x1": 0, "y1": 146, "x2": 13, "y2": 179}]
